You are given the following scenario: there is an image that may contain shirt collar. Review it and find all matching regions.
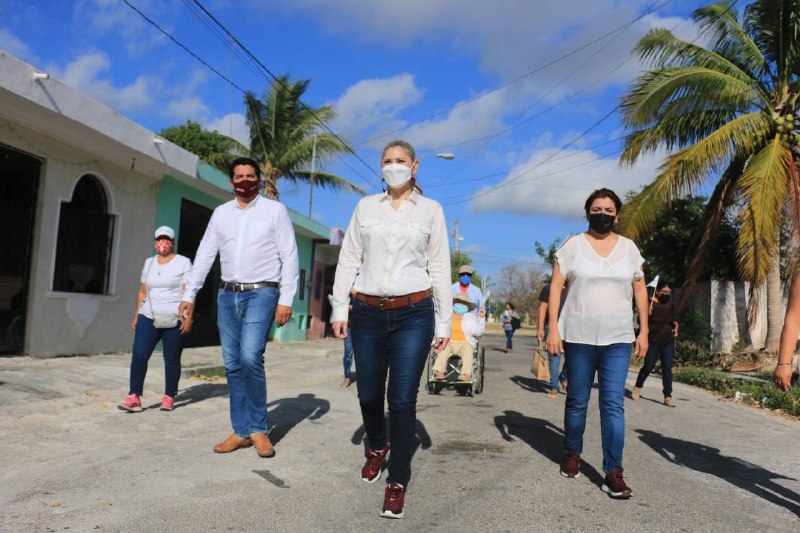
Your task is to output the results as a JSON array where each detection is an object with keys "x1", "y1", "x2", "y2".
[
  {"x1": 235, "y1": 193, "x2": 261, "y2": 210},
  {"x1": 380, "y1": 190, "x2": 420, "y2": 204}
]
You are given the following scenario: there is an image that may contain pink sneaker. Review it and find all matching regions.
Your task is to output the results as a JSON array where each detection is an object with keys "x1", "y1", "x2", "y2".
[
  {"x1": 160, "y1": 395, "x2": 175, "y2": 411},
  {"x1": 118, "y1": 394, "x2": 143, "y2": 412}
]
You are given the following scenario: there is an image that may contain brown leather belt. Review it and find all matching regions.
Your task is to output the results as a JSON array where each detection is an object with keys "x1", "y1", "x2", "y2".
[
  {"x1": 222, "y1": 281, "x2": 279, "y2": 292},
  {"x1": 354, "y1": 289, "x2": 432, "y2": 310}
]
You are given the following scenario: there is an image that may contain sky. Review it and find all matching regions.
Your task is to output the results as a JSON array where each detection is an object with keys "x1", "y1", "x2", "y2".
[{"x1": 1, "y1": 0, "x2": 727, "y2": 288}]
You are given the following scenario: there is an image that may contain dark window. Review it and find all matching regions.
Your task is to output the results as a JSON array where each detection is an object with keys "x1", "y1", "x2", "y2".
[{"x1": 53, "y1": 174, "x2": 115, "y2": 294}]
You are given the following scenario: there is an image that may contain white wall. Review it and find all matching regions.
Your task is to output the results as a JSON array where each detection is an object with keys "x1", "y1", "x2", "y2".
[{"x1": 1, "y1": 120, "x2": 159, "y2": 356}]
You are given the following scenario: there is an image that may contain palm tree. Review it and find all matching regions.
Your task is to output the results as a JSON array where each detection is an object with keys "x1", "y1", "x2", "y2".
[
  {"x1": 618, "y1": 0, "x2": 800, "y2": 352},
  {"x1": 245, "y1": 75, "x2": 365, "y2": 200}
]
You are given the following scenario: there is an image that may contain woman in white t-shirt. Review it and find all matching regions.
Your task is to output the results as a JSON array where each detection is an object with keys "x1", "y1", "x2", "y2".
[
  {"x1": 545, "y1": 188, "x2": 649, "y2": 500},
  {"x1": 119, "y1": 226, "x2": 193, "y2": 413}
]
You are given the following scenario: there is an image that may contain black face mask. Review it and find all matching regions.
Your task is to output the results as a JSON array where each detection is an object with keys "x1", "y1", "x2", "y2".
[
  {"x1": 588, "y1": 213, "x2": 615, "y2": 234},
  {"x1": 659, "y1": 294, "x2": 671, "y2": 303}
]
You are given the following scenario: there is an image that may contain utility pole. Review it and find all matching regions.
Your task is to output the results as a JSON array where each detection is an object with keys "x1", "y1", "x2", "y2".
[
  {"x1": 452, "y1": 219, "x2": 461, "y2": 254},
  {"x1": 308, "y1": 134, "x2": 317, "y2": 218}
]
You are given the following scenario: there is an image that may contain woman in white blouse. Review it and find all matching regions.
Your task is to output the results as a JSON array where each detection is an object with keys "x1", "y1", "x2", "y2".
[
  {"x1": 546, "y1": 188, "x2": 648, "y2": 500},
  {"x1": 331, "y1": 140, "x2": 452, "y2": 519},
  {"x1": 119, "y1": 226, "x2": 193, "y2": 413}
]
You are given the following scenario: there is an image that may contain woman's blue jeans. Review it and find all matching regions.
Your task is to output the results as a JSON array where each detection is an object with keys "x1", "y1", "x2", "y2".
[
  {"x1": 129, "y1": 314, "x2": 185, "y2": 397},
  {"x1": 350, "y1": 296, "x2": 435, "y2": 487},
  {"x1": 635, "y1": 340, "x2": 675, "y2": 397},
  {"x1": 343, "y1": 327, "x2": 354, "y2": 379},
  {"x1": 504, "y1": 328, "x2": 514, "y2": 350},
  {"x1": 563, "y1": 341, "x2": 631, "y2": 473},
  {"x1": 217, "y1": 286, "x2": 277, "y2": 437}
]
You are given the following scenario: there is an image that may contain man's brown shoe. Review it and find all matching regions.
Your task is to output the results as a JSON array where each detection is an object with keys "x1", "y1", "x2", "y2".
[
  {"x1": 251, "y1": 433, "x2": 276, "y2": 458},
  {"x1": 213, "y1": 434, "x2": 252, "y2": 453}
]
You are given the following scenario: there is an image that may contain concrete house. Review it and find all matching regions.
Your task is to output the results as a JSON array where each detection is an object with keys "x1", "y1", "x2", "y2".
[{"x1": 0, "y1": 51, "x2": 338, "y2": 357}]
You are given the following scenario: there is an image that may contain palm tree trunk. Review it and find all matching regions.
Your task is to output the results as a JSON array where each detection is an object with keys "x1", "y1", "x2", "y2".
[
  {"x1": 261, "y1": 167, "x2": 280, "y2": 200},
  {"x1": 764, "y1": 258, "x2": 782, "y2": 353}
]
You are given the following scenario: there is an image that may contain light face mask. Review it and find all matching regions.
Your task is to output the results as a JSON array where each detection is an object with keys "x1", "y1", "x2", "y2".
[
  {"x1": 453, "y1": 303, "x2": 469, "y2": 315},
  {"x1": 460, "y1": 275, "x2": 472, "y2": 285},
  {"x1": 155, "y1": 239, "x2": 173, "y2": 255},
  {"x1": 381, "y1": 163, "x2": 413, "y2": 189}
]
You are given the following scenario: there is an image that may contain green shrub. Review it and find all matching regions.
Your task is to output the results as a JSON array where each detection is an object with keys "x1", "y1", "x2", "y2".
[
  {"x1": 678, "y1": 309, "x2": 713, "y2": 346},
  {"x1": 673, "y1": 367, "x2": 800, "y2": 416}
]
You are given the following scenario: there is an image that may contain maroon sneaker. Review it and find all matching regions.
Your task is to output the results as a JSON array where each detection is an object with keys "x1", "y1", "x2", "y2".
[
  {"x1": 602, "y1": 467, "x2": 633, "y2": 498},
  {"x1": 381, "y1": 483, "x2": 405, "y2": 519},
  {"x1": 560, "y1": 451, "x2": 581, "y2": 478},
  {"x1": 361, "y1": 443, "x2": 390, "y2": 483}
]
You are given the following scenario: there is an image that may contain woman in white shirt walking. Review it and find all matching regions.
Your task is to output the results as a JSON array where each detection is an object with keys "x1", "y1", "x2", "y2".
[
  {"x1": 331, "y1": 140, "x2": 452, "y2": 519},
  {"x1": 119, "y1": 226, "x2": 192, "y2": 413},
  {"x1": 546, "y1": 188, "x2": 649, "y2": 499}
]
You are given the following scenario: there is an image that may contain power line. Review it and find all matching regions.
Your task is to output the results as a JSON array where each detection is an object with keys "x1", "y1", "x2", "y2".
[{"x1": 187, "y1": 0, "x2": 383, "y2": 191}]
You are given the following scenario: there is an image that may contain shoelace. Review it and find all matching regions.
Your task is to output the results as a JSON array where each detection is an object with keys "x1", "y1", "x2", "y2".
[{"x1": 386, "y1": 484, "x2": 403, "y2": 501}]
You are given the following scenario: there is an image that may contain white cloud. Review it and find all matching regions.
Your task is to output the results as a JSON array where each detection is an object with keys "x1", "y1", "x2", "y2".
[
  {"x1": 73, "y1": 0, "x2": 168, "y2": 55},
  {"x1": 204, "y1": 113, "x2": 249, "y2": 146},
  {"x1": 331, "y1": 75, "x2": 422, "y2": 146},
  {"x1": 0, "y1": 28, "x2": 36, "y2": 63},
  {"x1": 53, "y1": 52, "x2": 156, "y2": 111},
  {"x1": 470, "y1": 146, "x2": 664, "y2": 219},
  {"x1": 270, "y1": 0, "x2": 696, "y2": 97},
  {"x1": 167, "y1": 97, "x2": 210, "y2": 122}
]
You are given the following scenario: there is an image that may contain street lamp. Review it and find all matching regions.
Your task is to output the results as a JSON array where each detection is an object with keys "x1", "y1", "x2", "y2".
[{"x1": 419, "y1": 152, "x2": 456, "y2": 161}]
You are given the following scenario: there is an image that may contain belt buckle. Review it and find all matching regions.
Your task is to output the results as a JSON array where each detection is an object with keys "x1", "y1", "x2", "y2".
[{"x1": 378, "y1": 297, "x2": 390, "y2": 310}]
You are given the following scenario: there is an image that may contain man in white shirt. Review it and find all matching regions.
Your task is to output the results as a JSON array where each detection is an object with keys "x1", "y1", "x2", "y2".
[
  {"x1": 451, "y1": 264, "x2": 484, "y2": 316},
  {"x1": 180, "y1": 157, "x2": 299, "y2": 459}
]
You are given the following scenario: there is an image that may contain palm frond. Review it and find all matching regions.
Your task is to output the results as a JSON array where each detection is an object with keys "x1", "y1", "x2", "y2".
[
  {"x1": 737, "y1": 139, "x2": 794, "y2": 282},
  {"x1": 693, "y1": 1, "x2": 768, "y2": 78}
]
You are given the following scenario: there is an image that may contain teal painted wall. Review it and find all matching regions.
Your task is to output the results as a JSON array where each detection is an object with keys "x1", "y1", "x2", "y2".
[{"x1": 155, "y1": 175, "x2": 224, "y2": 232}]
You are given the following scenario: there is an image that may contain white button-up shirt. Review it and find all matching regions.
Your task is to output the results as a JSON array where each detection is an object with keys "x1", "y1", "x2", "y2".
[
  {"x1": 184, "y1": 195, "x2": 299, "y2": 308},
  {"x1": 331, "y1": 191, "x2": 452, "y2": 338},
  {"x1": 556, "y1": 233, "x2": 644, "y2": 345}
]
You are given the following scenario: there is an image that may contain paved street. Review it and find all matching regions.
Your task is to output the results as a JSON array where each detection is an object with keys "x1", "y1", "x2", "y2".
[{"x1": 1, "y1": 329, "x2": 799, "y2": 532}]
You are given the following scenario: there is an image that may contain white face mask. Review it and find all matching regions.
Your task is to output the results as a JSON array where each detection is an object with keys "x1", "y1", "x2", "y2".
[{"x1": 381, "y1": 163, "x2": 413, "y2": 190}]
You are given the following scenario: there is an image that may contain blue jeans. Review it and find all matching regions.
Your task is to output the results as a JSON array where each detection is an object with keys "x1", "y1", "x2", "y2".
[
  {"x1": 635, "y1": 339, "x2": 674, "y2": 397},
  {"x1": 543, "y1": 325, "x2": 567, "y2": 391},
  {"x1": 563, "y1": 342, "x2": 631, "y2": 473},
  {"x1": 217, "y1": 286, "x2": 278, "y2": 437},
  {"x1": 548, "y1": 354, "x2": 564, "y2": 392},
  {"x1": 129, "y1": 314, "x2": 185, "y2": 397},
  {"x1": 504, "y1": 328, "x2": 514, "y2": 350},
  {"x1": 350, "y1": 296, "x2": 435, "y2": 487},
  {"x1": 343, "y1": 328, "x2": 354, "y2": 379}
]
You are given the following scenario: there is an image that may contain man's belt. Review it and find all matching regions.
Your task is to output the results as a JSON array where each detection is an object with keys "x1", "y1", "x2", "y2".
[
  {"x1": 354, "y1": 289, "x2": 432, "y2": 310},
  {"x1": 221, "y1": 281, "x2": 279, "y2": 292}
]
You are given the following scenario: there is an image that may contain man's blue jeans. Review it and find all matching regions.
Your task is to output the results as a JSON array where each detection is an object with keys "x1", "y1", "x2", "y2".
[
  {"x1": 217, "y1": 286, "x2": 277, "y2": 437},
  {"x1": 350, "y1": 296, "x2": 435, "y2": 487},
  {"x1": 129, "y1": 314, "x2": 185, "y2": 397},
  {"x1": 563, "y1": 341, "x2": 631, "y2": 473},
  {"x1": 635, "y1": 339, "x2": 675, "y2": 398},
  {"x1": 543, "y1": 325, "x2": 567, "y2": 392}
]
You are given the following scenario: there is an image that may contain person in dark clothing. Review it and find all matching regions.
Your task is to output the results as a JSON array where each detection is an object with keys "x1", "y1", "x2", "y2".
[{"x1": 631, "y1": 283, "x2": 679, "y2": 407}]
